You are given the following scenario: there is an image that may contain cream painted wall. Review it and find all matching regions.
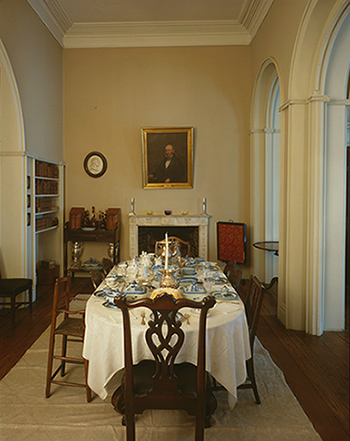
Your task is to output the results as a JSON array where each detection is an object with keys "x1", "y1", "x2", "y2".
[
  {"x1": 0, "y1": 0, "x2": 63, "y2": 160},
  {"x1": 0, "y1": 0, "x2": 63, "y2": 280},
  {"x1": 250, "y1": 0, "x2": 308, "y2": 103},
  {"x1": 64, "y1": 46, "x2": 251, "y2": 263}
]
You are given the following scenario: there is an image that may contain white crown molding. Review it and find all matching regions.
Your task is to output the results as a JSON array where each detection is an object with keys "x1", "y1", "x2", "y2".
[
  {"x1": 27, "y1": 0, "x2": 273, "y2": 48},
  {"x1": 63, "y1": 20, "x2": 250, "y2": 48},
  {"x1": 239, "y1": 0, "x2": 275, "y2": 41},
  {"x1": 27, "y1": 0, "x2": 71, "y2": 46}
]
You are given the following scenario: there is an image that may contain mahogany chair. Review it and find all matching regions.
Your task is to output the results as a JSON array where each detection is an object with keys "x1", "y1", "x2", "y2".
[
  {"x1": 223, "y1": 260, "x2": 237, "y2": 276},
  {"x1": 102, "y1": 257, "x2": 114, "y2": 276},
  {"x1": 90, "y1": 269, "x2": 105, "y2": 290},
  {"x1": 155, "y1": 236, "x2": 191, "y2": 258},
  {"x1": 223, "y1": 260, "x2": 242, "y2": 290},
  {"x1": 228, "y1": 269, "x2": 243, "y2": 290},
  {"x1": 237, "y1": 275, "x2": 265, "y2": 404},
  {"x1": 112, "y1": 292, "x2": 217, "y2": 441},
  {"x1": 0, "y1": 268, "x2": 32, "y2": 327},
  {"x1": 45, "y1": 274, "x2": 91, "y2": 402}
]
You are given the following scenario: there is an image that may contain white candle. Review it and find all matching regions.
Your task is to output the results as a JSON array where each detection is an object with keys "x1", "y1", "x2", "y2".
[
  {"x1": 165, "y1": 233, "x2": 169, "y2": 270},
  {"x1": 131, "y1": 197, "x2": 135, "y2": 213},
  {"x1": 202, "y1": 197, "x2": 207, "y2": 214}
]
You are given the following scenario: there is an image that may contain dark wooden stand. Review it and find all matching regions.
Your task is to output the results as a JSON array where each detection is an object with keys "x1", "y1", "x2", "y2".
[
  {"x1": 252, "y1": 241, "x2": 279, "y2": 289},
  {"x1": 64, "y1": 224, "x2": 120, "y2": 275}
]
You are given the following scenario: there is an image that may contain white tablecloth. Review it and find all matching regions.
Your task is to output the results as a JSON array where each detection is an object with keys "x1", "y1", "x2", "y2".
[{"x1": 83, "y1": 284, "x2": 251, "y2": 407}]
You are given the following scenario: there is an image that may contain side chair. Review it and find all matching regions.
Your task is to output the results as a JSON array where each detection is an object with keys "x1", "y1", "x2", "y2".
[
  {"x1": 102, "y1": 257, "x2": 114, "y2": 276},
  {"x1": 223, "y1": 260, "x2": 242, "y2": 290},
  {"x1": 0, "y1": 268, "x2": 32, "y2": 327},
  {"x1": 90, "y1": 269, "x2": 105, "y2": 290},
  {"x1": 237, "y1": 274, "x2": 265, "y2": 404},
  {"x1": 45, "y1": 273, "x2": 91, "y2": 402},
  {"x1": 155, "y1": 236, "x2": 191, "y2": 258},
  {"x1": 112, "y1": 292, "x2": 217, "y2": 441}
]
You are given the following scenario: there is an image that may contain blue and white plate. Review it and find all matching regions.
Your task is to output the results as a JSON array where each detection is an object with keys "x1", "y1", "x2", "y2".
[
  {"x1": 123, "y1": 281, "x2": 147, "y2": 296},
  {"x1": 211, "y1": 290, "x2": 238, "y2": 301},
  {"x1": 182, "y1": 282, "x2": 207, "y2": 295},
  {"x1": 179, "y1": 277, "x2": 197, "y2": 286}
]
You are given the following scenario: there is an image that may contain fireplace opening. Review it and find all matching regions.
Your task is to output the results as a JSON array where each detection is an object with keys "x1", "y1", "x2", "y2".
[{"x1": 138, "y1": 226, "x2": 199, "y2": 257}]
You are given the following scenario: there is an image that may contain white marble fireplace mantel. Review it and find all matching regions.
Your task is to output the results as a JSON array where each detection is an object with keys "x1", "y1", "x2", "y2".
[{"x1": 129, "y1": 213, "x2": 210, "y2": 259}]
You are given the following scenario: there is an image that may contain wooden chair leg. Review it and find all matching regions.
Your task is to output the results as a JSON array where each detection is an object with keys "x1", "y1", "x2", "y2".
[
  {"x1": 61, "y1": 335, "x2": 68, "y2": 376},
  {"x1": 46, "y1": 333, "x2": 55, "y2": 398},
  {"x1": 195, "y1": 407, "x2": 205, "y2": 441},
  {"x1": 84, "y1": 358, "x2": 92, "y2": 402},
  {"x1": 247, "y1": 358, "x2": 260, "y2": 404},
  {"x1": 125, "y1": 412, "x2": 135, "y2": 441},
  {"x1": 10, "y1": 296, "x2": 16, "y2": 327},
  {"x1": 28, "y1": 286, "x2": 33, "y2": 313}
]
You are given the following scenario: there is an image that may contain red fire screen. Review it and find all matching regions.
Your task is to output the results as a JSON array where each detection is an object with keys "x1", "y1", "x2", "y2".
[{"x1": 217, "y1": 222, "x2": 247, "y2": 263}]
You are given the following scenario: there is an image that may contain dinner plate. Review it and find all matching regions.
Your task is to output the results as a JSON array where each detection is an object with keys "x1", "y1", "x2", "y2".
[
  {"x1": 211, "y1": 291, "x2": 238, "y2": 301},
  {"x1": 179, "y1": 276, "x2": 197, "y2": 283},
  {"x1": 182, "y1": 293, "x2": 207, "y2": 302}
]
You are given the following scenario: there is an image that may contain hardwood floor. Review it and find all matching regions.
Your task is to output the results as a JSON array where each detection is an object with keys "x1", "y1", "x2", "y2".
[
  {"x1": 0, "y1": 278, "x2": 349, "y2": 441},
  {"x1": 239, "y1": 280, "x2": 350, "y2": 441}
]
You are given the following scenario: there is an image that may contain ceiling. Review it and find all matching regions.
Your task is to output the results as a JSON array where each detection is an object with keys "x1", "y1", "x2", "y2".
[{"x1": 27, "y1": 0, "x2": 274, "y2": 48}]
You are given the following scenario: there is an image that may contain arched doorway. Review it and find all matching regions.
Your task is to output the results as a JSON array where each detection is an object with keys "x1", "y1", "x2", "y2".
[
  {"x1": 287, "y1": 0, "x2": 350, "y2": 334},
  {"x1": 250, "y1": 59, "x2": 282, "y2": 314},
  {"x1": 265, "y1": 77, "x2": 280, "y2": 283}
]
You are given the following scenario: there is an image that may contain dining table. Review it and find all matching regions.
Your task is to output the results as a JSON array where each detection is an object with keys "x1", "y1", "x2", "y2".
[{"x1": 82, "y1": 257, "x2": 251, "y2": 408}]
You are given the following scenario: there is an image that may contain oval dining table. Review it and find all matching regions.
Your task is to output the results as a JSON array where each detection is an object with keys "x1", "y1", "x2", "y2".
[{"x1": 83, "y1": 263, "x2": 251, "y2": 408}]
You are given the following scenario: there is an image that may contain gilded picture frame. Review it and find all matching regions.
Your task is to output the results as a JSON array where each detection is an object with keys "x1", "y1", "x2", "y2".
[{"x1": 142, "y1": 127, "x2": 193, "y2": 189}]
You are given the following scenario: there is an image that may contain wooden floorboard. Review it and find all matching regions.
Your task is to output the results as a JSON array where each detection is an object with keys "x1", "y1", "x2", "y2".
[
  {"x1": 239, "y1": 280, "x2": 350, "y2": 441},
  {"x1": 0, "y1": 277, "x2": 349, "y2": 441}
]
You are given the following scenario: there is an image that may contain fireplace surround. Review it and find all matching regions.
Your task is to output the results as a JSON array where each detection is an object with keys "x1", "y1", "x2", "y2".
[{"x1": 129, "y1": 213, "x2": 210, "y2": 259}]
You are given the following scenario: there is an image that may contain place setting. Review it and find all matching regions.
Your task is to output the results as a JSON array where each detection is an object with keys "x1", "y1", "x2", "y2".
[{"x1": 92, "y1": 233, "x2": 242, "y2": 324}]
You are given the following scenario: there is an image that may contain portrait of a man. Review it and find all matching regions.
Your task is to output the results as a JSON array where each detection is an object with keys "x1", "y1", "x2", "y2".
[{"x1": 142, "y1": 127, "x2": 193, "y2": 189}]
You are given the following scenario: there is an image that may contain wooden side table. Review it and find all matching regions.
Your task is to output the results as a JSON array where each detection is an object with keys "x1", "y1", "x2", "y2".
[{"x1": 64, "y1": 224, "x2": 121, "y2": 275}]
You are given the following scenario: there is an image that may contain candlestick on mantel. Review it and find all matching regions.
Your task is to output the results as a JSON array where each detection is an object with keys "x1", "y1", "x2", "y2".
[
  {"x1": 202, "y1": 197, "x2": 207, "y2": 214},
  {"x1": 131, "y1": 197, "x2": 135, "y2": 214},
  {"x1": 165, "y1": 233, "x2": 169, "y2": 270}
]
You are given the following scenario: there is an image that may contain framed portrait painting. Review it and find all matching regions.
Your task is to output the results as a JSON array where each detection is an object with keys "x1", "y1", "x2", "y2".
[{"x1": 142, "y1": 127, "x2": 193, "y2": 189}]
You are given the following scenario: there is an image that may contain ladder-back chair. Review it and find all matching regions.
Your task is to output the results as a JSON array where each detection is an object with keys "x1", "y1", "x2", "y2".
[{"x1": 45, "y1": 274, "x2": 91, "y2": 402}]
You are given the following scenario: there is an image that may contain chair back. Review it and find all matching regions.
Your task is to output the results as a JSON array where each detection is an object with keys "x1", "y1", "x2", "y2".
[
  {"x1": 51, "y1": 273, "x2": 86, "y2": 323},
  {"x1": 102, "y1": 258, "x2": 114, "y2": 276},
  {"x1": 90, "y1": 269, "x2": 105, "y2": 290},
  {"x1": 223, "y1": 260, "x2": 237, "y2": 276},
  {"x1": 245, "y1": 275, "x2": 265, "y2": 348},
  {"x1": 223, "y1": 260, "x2": 242, "y2": 289},
  {"x1": 155, "y1": 236, "x2": 191, "y2": 258},
  {"x1": 115, "y1": 293, "x2": 215, "y2": 415}
]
